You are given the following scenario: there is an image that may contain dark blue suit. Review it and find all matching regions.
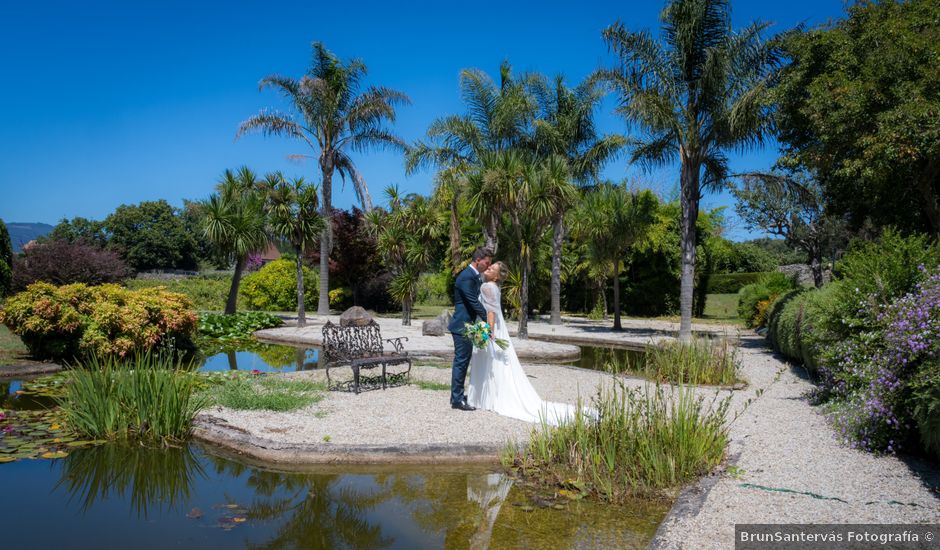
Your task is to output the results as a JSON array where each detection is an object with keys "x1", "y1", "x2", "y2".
[{"x1": 449, "y1": 265, "x2": 487, "y2": 405}]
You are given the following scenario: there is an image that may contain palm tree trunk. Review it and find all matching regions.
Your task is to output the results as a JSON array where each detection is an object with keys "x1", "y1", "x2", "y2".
[
  {"x1": 550, "y1": 215, "x2": 564, "y2": 325},
  {"x1": 295, "y1": 244, "x2": 306, "y2": 327},
  {"x1": 679, "y1": 157, "x2": 700, "y2": 342},
  {"x1": 518, "y1": 254, "x2": 530, "y2": 339},
  {"x1": 225, "y1": 255, "x2": 245, "y2": 315},
  {"x1": 612, "y1": 258, "x2": 622, "y2": 331},
  {"x1": 402, "y1": 296, "x2": 412, "y2": 326},
  {"x1": 484, "y1": 215, "x2": 498, "y2": 255},
  {"x1": 318, "y1": 157, "x2": 333, "y2": 316}
]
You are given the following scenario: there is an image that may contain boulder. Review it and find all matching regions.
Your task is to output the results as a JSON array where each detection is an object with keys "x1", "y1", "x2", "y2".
[
  {"x1": 339, "y1": 306, "x2": 373, "y2": 327},
  {"x1": 422, "y1": 309, "x2": 453, "y2": 336}
]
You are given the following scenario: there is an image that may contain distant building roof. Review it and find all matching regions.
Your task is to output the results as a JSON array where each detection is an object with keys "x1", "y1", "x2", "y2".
[{"x1": 258, "y1": 242, "x2": 281, "y2": 262}]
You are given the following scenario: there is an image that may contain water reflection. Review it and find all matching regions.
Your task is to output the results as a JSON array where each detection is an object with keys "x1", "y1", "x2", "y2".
[
  {"x1": 0, "y1": 443, "x2": 668, "y2": 548},
  {"x1": 198, "y1": 343, "x2": 321, "y2": 373}
]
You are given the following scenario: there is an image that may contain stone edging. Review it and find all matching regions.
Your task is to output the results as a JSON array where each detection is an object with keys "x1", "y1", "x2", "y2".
[
  {"x1": 647, "y1": 451, "x2": 741, "y2": 549},
  {"x1": 192, "y1": 414, "x2": 503, "y2": 465},
  {"x1": 0, "y1": 362, "x2": 63, "y2": 378}
]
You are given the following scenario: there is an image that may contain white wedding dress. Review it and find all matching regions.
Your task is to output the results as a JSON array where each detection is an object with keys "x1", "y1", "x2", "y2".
[{"x1": 465, "y1": 282, "x2": 578, "y2": 426}]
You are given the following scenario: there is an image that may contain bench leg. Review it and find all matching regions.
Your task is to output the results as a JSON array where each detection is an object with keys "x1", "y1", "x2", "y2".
[
  {"x1": 382, "y1": 363, "x2": 387, "y2": 390},
  {"x1": 353, "y1": 365, "x2": 360, "y2": 395}
]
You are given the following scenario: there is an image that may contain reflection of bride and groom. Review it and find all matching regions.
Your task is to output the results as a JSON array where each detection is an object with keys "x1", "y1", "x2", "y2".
[{"x1": 449, "y1": 247, "x2": 582, "y2": 425}]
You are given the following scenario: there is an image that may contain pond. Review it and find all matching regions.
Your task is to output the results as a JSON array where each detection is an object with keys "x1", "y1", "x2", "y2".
[
  {"x1": 0, "y1": 440, "x2": 668, "y2": 548},
  {"x1": 199, "y1": 343, "x2": 321, "y2": 372},
  {"x1": 567, "y1": 345, "x2": 649, "y2": 373}
]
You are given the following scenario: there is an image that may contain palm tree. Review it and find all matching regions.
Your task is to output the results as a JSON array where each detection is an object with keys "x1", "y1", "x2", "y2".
[
  {"x1": 570, "y1": 183, "x2": 658, "y2": 330},
  {"x1": 265, "y1": 173, "x2": 325, "y2": 327},
  {"x1": 238, "y1": 42, "x2": 411, "y2": 315},
  {"x1": 368, "y1": 187, "x2": 444, "y2": 325},
  {"x1": 529, "y1": 74, "x2": 626, "y2": 324},
  {"x1": 202, "y1": 168, "x2": 268, "y2": 315},
  {"x1": 598, "y1": 0, "x2": 779, "y2": 340},
  {"x1": 406, "y1": 61, "x2": 536, "y2": 254}
]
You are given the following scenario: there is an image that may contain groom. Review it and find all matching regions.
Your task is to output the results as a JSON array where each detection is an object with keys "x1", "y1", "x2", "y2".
[{"x1": 448, "y1": 247, "x2": 493, "y2": 411}]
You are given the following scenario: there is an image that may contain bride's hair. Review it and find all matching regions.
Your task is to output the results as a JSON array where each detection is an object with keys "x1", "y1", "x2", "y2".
[{"x1": 490, "y1": 261, "x2": 509, "y2": 284}]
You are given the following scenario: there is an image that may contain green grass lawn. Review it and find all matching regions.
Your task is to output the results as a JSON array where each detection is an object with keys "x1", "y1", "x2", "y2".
[
  {"x1": 702, "y1": 293, "x2": 740, "y2": 323},
  {"x1": 0, "y1": 324, "x2": 30, "y2": 365}
]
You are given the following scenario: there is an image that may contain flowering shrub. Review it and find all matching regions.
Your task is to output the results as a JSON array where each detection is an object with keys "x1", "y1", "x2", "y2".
[
  {"x1": 0, "y1": 282, "x2": 197, "y2": 360},
  {"x1": 239, "y1": 259, "x2": 317, "y2": 312},
  {"x1": 737, "y1": 272, "x2": 797, "y2": 328},
  {"x1": 825, "y1": 267, "x2": 940, "y2": 456}
]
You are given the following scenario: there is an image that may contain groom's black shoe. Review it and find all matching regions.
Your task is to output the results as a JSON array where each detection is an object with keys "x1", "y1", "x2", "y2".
[{"x1": 452, "y1": 400, "x2": 476, "y2": 411}]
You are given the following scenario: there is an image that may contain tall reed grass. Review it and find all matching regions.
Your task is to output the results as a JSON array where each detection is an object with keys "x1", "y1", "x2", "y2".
[
  {"x1": 610, "y1": 338, "x2": 741, "y2": 386},
  {"x1": 56, "y1": 353, "x2": 208, "y2": 444},
  {"x1": 503, "y1": 381, "x2": 730, "y2": 502}
]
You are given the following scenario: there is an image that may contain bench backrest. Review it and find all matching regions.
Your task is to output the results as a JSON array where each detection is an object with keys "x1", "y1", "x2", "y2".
[{"x1": 321, "y1": 320, "x2": 384, "y2": 361}]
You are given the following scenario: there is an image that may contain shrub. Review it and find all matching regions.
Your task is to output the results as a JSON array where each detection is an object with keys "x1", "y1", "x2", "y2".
[
  {"x1": 328, "y1": 287, "x2": 353, "y2": 310},
  {"x1": 737, "y1": 272, "x2": 797, "y2": 328},
  {"x1": 607, "y1": 338, "x2": 740, "y2": 386},
  {"x1": 125, "y1": 275, "x2": 231, "y2": 312},
  {"x1": 11, "y1": 239, "x2": 132, "y2": 291},
  {"x1": 239, "y1": 259, "x2": 318, "y2": 312},
  {"x1": 707, "y1": 272, "x2": 769, "y2": 294},
  {"x1": 503, "y1": 382, "x2": 730, "y2": 501},
  {"x1": 197, "y1": 311, "x2": 283, "y2": 339},
  {"x1": 0, "y1": 282, "x2": 197, "y2": 360},
  {"x1": 415, "y1": 271, "x2": 451, "y2": 304},
  {"x1": 56, "y1": 353, "x2": 207, "y2": 443},
  {"x1": 354, "y1": 271, "x2": 397, "y2": 313}
]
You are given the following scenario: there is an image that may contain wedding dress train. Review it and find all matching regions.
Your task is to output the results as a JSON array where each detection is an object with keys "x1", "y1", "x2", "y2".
[{"x1": 465, "y1": 282, "x2": 578, "y2": 426}]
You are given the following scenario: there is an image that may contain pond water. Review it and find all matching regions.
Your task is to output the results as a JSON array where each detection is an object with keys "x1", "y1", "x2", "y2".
[
  {"x1": 0, "y1": 441, "x2": 668, "y2": 548},
  {"x1": 567, "y1": 345, "x2": 649, "y2": 373},
  {"x1": 199, "y1": 344, "x2": 321, "y2": 372}
]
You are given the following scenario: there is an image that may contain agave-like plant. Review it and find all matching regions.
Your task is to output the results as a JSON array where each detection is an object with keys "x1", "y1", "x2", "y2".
[{"x1": 238, "y1": 42, "x2": 410, "y2": 315}]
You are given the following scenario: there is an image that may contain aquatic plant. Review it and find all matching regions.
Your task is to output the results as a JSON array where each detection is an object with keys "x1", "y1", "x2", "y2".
[
  {"x1": 503, "y1": 381, "x2": 730, "y2": 502},
  {"x1": 56, "y1": 353, "x2": 207, "y2": 444}
]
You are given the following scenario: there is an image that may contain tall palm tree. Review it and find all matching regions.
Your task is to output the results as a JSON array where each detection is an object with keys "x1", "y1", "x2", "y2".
[
  {"x1": 598, "y1": 0, "x2": 779, "y2": 340},
  {"x1": 265, "y1": 173, "x2": 325, "y2": 327},
  {"x1": 570, "y1": 183, "x2": 658, "y2": 331},
  {"x1": 406, "y1": 61, "x2": 536, "y2": 254},
  {"x1": 238, "y1": 42, "x2": 411, "y2": 315},
  {"x1": 529, "y1": 74, "x2": 627, "y2": 324},
  {"x1": 202, "y1": 168, "x2": 268, "y2": 315}
]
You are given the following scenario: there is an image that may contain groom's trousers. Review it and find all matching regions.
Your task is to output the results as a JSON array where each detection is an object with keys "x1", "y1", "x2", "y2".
[{"x1": 450, "y1": 332, "x2": 474, "y2": 405}]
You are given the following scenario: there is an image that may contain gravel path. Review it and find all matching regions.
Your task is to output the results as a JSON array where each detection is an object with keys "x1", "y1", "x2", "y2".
[{"x1": 652, "y1": 338, "x2": 940, "y2": 548}]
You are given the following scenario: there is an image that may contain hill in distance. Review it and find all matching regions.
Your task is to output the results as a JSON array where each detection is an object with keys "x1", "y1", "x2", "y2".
[{"x1": 5, "y1": 222, "x2": 53, "y2": 252}]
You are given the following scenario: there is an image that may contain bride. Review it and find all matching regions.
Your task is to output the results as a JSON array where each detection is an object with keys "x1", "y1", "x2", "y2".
[{"x1": 465, "y1": 261, "x2": 579, "y2": 426}]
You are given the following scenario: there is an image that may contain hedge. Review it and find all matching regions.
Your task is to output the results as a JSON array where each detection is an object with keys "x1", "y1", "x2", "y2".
[{"x1": 707, "y1": 272, "x2": 770, "y2": 294}]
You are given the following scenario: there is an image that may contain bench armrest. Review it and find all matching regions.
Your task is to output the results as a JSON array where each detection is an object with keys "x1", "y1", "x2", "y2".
[{"x1": 385, "y1": 336, "x2": 409, "y2": 354}]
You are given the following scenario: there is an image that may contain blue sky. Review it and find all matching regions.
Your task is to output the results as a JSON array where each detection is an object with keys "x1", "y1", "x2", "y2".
[{"x1": 0, "y1": 0, "x2": 849, "y2": 240}]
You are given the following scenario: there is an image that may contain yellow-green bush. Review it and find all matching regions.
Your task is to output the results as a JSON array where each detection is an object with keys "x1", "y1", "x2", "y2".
[
  {"x1": 126, "y1": 275, "x2": 230, "y2": 311},
  {"x1": 329, "y1": 287, "x2": 353, "y2": 310},
  {"x1": 239, "y1": 259, "x2": 318, "y2": 312},
  {"x1": 0, "y1": 282, "x2": 197, "y2": 360}
]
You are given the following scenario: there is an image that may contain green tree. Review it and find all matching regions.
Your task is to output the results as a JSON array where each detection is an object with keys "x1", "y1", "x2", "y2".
[
  {"x1": 202, "y1": 168, "x2": 269, "y2": 315},
  {"x1": 104, "y1": 200, "x2": 199, "y2": 271},
  {"x1": 238, "y1": 42, "x2": 411, "y2": 315},
  {"x1": 368, "y1": 187, "x2": 444, "y2": 325},
  {"x1": 406, "y1": 61, "x2": 536, "y2": 254},
  {"x1": 775, "y1": 0, "x2": 940, "y2": 234},
  {"x1": 265, "y1": 173, "x2": 324, "y2": 327},
  {"x1": 529, "y1": 74, "x2": 627, "y2": 325},
  {"x1": 571, "y1": 184, "x2": 658, "y2": 330},
  {"x1": 0, "y1": 219, "x2": 12, "y2": 297},
  {"x1": 734, "y1": 170, "x2": 847, "y2": 287},
  {"x1": 47, "y1": 217, "x2": 107, "y2": 247},
  {"x1": 599, "y1": 0, "x2": 779, "y2": 340}
]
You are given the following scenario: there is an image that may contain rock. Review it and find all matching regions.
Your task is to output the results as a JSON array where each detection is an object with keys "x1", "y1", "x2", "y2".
[
  {"x1": 422, "y1": 310, "x2": 452, "y2": 336},
  {"x1": 339, "y1": 306, "x2": 373, "y2": 327}
]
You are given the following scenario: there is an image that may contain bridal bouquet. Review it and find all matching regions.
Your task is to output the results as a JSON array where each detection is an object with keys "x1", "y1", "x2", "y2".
[{"x1": 464, "y1": 321, "x2": 510, "y2": 350}]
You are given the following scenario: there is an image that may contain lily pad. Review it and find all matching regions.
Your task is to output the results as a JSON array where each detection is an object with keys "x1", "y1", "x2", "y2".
[
  {"x1": 41, "y1": 451, "x2": 68, "y2": 459},
  {"x1": 0, "y1": 456, "x2": 16, "y2": 463}
]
